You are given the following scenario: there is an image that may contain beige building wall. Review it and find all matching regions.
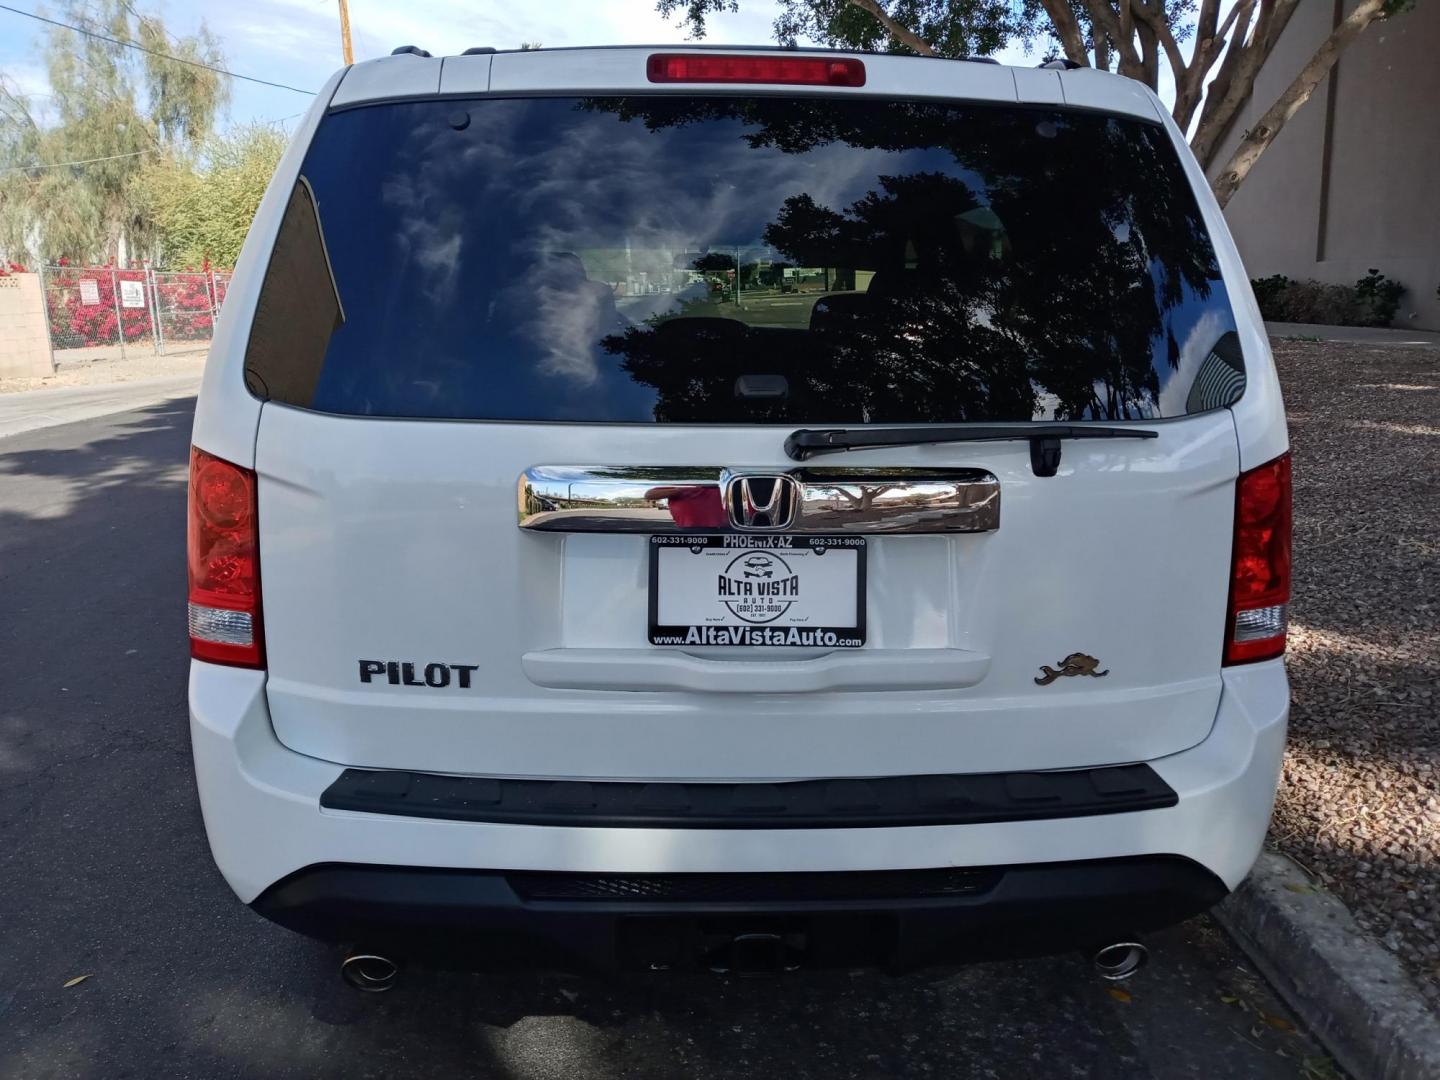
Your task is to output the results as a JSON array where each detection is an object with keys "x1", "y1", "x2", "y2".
[
  {"x1": 1209, "y1": 1, "x2": 1440, "y2": 330},
  {"x1": 0, "y1": 273, "x2": 54, "y2": 380}
]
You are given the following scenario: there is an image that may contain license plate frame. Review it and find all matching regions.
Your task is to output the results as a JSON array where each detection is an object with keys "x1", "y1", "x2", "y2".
[{"x1": 648, "y1": 534, "x2": 867, "y2": 648}]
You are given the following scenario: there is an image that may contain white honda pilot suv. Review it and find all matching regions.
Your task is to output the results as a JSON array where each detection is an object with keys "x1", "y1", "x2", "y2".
[{"x1": 188, "y1": 46, "x2": 1291, "y2": 979}]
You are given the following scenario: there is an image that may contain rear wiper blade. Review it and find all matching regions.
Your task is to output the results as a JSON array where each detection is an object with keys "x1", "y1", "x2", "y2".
[{"x1": 783, "y1": 424, "x2": 1160, "y2": 477}]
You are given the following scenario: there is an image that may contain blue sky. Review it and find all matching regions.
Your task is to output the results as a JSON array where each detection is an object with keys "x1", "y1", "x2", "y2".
[{"x1": 0, "y1": 1, "x2": 1044, "y2": 133}]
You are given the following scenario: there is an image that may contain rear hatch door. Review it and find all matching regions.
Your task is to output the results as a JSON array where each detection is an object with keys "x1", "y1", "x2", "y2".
[{"x1": 248, "y1": 84, "x2": 1248, "y2": 780}]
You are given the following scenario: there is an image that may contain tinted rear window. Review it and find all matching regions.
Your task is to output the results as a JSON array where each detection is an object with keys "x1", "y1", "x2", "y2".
[{"x1": 244, "y1": 95, "x2": 1244, "y2": 424}]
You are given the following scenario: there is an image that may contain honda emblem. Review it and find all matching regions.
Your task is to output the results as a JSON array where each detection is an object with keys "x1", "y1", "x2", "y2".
[{"x1": 724, "y1": 473, "x2": 799, "y2": 531}]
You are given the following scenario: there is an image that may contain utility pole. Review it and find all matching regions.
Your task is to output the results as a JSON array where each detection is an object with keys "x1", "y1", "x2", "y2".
[{"x1": 337, "y1": 0, "x2": 354, "y2": 65}]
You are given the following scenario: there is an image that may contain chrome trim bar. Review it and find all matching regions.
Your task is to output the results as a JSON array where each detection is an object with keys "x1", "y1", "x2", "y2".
[{"x1": 518, "y1": 466, "x2": 999, "y2": 534}]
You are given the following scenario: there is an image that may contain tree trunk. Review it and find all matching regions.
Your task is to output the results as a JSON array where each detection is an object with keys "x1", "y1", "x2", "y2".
[
  {"x1": 1038, "y1": 0, "x2": 1090, "y2": 65},
  {"x1": 1210, "y1": 0, "x2": 1388, "y2": 207},
  {"x1": 1134, "y1": 18, "x2": 1161, "y2": 90},
  {"x1": 846, "y1": 0, "x2": 935, "y2": 56},
  {"x1": 834, "y1": 486, "x2": 895, "y2": 511},
  {"x1": 1191, "y1": 0, "x2": 1299, "y2": 170},
  {"x1": 1173, "y1": 0, "x2": 1252, "y2": 133},
  {"x1": 1083, "y1": 0, "x2": 1144, "y2": 78},
  {"x1": 1132, "y1": 0, "x2": 1187, "y2": 93}
]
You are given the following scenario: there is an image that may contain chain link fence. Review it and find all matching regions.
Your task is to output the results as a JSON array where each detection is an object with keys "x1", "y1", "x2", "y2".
[{"x1": 38, "y1": 265, "x2": 232, "y2": 367}]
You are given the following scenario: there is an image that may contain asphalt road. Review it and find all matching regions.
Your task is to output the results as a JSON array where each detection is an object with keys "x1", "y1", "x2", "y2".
[{"x1": 0, "y1": 399, "x2": 1335, "y2": 1080}]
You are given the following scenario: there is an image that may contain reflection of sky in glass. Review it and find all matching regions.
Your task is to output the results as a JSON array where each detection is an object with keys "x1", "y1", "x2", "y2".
[
  {"x1": 296, "y1": 96, "x2": 1239, "y2": 424},
  {"x1": 565, "y1": 482, "x2": 653, "y2": 502},
  {"x1": 1067, "y1": 264, "x2": 1236, "y2": 420},
  {"x1": 527, "y1": 140, "x2": 975, "y2": 254}
]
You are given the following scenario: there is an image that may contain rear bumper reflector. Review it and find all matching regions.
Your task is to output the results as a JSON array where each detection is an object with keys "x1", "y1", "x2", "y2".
[{"x1": 319, "y1": 764, "x2": 1177, "y2": 829}]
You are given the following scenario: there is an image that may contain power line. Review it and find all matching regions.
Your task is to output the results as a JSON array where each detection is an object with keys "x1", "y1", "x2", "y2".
[
  {"x1": 3, "y1": 112, "x2": 304, "y2": 172},
  {"x1": 0, "y1": 4, "x2": 318, "y2": 96},
  {"x1": 1, "y1": 147, "x2": 158, "y2": 174}
]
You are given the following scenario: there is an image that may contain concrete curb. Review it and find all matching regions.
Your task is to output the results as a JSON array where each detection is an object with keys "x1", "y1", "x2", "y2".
[
  {"x1": 1215, "y1": 852, "x2": 1440, "y2": 1080},
  {"x1": 1265, "y1": 322, "x2": 1440, "y2": 347}
]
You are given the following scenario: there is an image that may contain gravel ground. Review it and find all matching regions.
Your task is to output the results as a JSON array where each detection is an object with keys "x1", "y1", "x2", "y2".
[
  {"x1": 1268, "y1": 336, "x2": 1440, "y2": 1008},
  {"x1": 0, "y1": 349, "x2": 205, "y2": 393}
]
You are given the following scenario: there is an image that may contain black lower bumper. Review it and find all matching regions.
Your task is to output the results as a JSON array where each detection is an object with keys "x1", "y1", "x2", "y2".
[{"x1": 252, "y1": 856, "x2": 1227, "y2": 972}]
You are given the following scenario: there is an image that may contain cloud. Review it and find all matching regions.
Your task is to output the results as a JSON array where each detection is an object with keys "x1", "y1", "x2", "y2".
[
  {"x1": 0, "y1": 60, "x2": 56, "y2": 124},
  {"x1": 1157, "y1": 306, "x2": 1229, "y2": 417},
  {"x1": 176, "y1": 0, "x2": 793, "y2": 130},
  {"x1": 327, "y1": 0, "x2": 790, "y2": 60},
  {"x1": 0, "y1": 0, "x2": 1076, "y2": 136},
  {"x1": 4, "y1": 59, "x2": 50, "y2": 100}
]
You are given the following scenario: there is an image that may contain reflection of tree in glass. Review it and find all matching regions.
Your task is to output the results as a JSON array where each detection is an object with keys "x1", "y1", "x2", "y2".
[
  {"x1": 588, "y1": 97, "x2": 1227, "y2": 423},
  {"x1": 763, "y1": 171, "x2": 1038, "y2": 423},
  {"x1": 604, "y1": 317, "x2": 777, "y2": 422},
  {"x1": 690, "y1": 252, "x2": 737, "y2": 273}
]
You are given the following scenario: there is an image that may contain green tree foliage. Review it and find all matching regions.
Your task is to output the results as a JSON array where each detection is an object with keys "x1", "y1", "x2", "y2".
[
  {"x1": 0, "y1": 0, "x2": 228, "y2": 264},
  {"x1": 134, "y1": 124, "x2": 285, "y2": 268},
  {"x1": 659, "y1": 0, "x2": 1054, "y2": 57}
]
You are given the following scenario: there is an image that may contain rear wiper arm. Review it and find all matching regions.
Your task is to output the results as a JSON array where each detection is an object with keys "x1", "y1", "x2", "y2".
[{"x1": 783, "y1": 424, "x2": 1160, "y2": 477}]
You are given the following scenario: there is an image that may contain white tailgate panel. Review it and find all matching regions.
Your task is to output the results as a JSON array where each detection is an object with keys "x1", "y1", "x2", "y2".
[{"x1": 256, "y1": 405, "x2": 1238, "y2": 780}]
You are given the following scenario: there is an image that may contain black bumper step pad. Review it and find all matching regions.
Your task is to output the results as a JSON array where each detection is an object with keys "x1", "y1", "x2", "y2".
[{"x1": 320, "y1": 762, "x2": 1176, "y2": 829}]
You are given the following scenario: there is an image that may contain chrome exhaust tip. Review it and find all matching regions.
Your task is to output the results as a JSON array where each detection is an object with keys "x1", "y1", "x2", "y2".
[
  {"x1": 340, "y1": 953, "x2": 400, "y2": 992},
  {"x1": 1092, "y1": 941, "x2": 1148, "y2": 981}
]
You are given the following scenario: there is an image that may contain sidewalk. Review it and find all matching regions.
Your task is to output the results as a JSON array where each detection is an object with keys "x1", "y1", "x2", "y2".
[
  {"x1": 50, "y1": 340, "x2": 210, "y2": 369},
  {"x1": 0, "y1": 350, "x2": 206, "y2": 394},
  {"x1": 1266, "y1": 320, "x2": 1440, "y2": 347},
  {"x1": 0, "y1": 374, "x2": 201, "y2": 439}
]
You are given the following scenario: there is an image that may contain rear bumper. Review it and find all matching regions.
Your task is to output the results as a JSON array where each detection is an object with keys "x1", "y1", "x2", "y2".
[
  {"x1": 253, "y1": 856, "x2": 1226, "y2": 970},
  {"x1": 190, "y1": 659, "x2": 1287, "y2": 953}
]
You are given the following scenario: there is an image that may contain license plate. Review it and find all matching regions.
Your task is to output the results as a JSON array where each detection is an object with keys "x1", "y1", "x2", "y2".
[{"x1": 648, "y1": 535, "x2": 866, "y2": 648}]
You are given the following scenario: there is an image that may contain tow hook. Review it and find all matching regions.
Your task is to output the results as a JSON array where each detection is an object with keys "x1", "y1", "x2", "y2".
[{"x1": 711, "y1": 932, "x2": 800, "y2": 976}]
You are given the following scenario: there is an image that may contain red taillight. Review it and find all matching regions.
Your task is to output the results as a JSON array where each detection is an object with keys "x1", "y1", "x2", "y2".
[
  {"x1": 646, "y1": 53, "x2": 866, "y2": 87},
  {"x1": 1224, "y1": 452, "x2": 1291, "y2": 665},
  {"x1": 187, "y1": 447, "x2": 264, "y2": 668}
]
